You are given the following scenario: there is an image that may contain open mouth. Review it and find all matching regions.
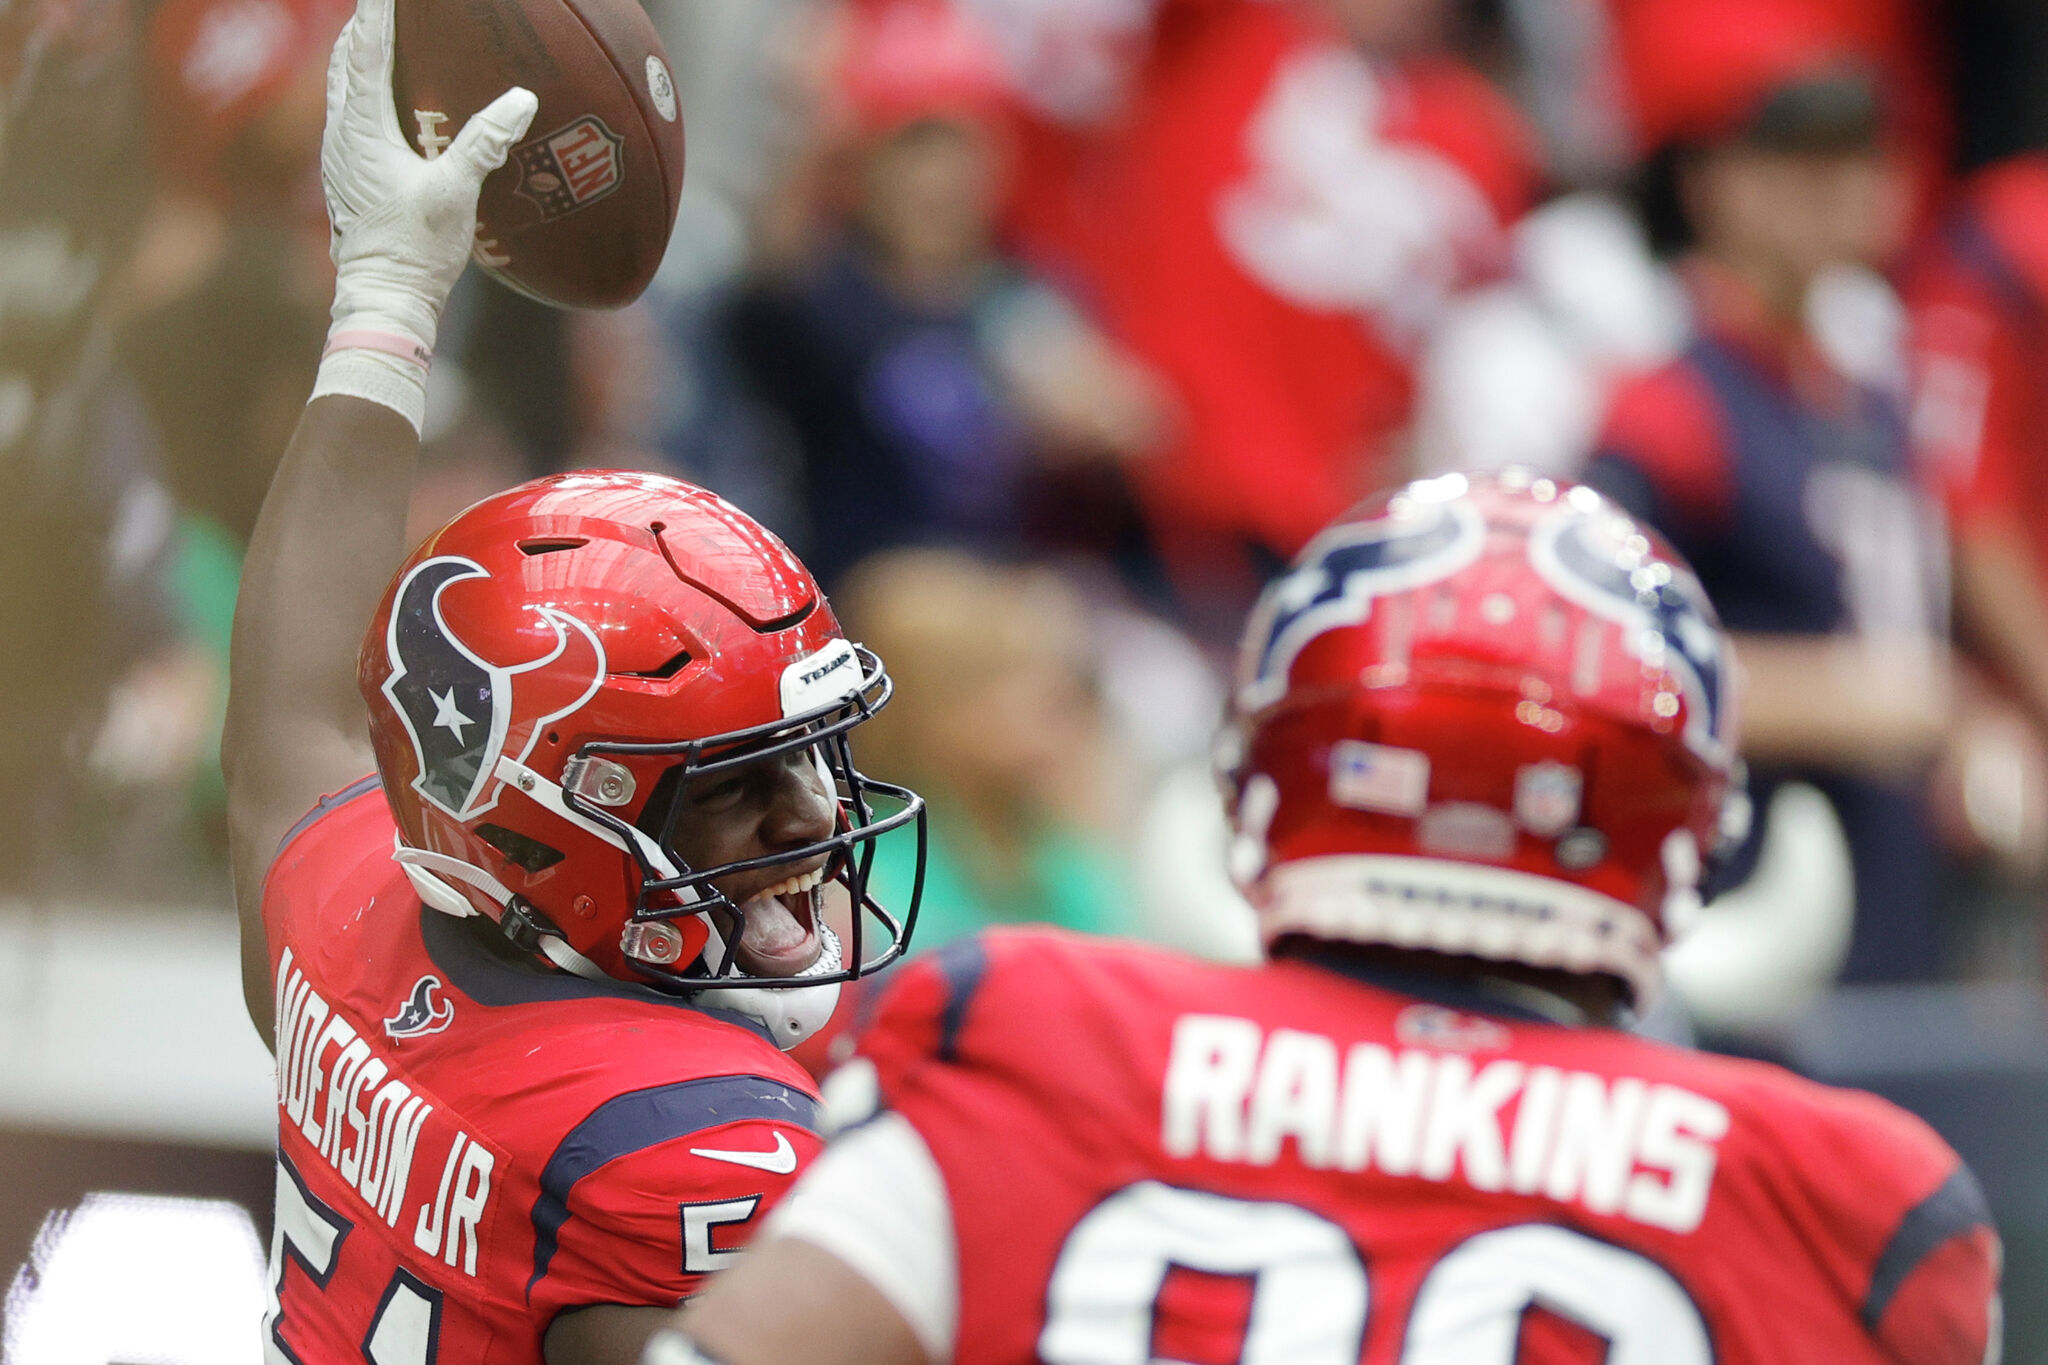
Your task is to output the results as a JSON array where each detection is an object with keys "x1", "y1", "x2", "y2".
[{"x1": 725, "y1": 865, "x2": 826, "y2": 977}]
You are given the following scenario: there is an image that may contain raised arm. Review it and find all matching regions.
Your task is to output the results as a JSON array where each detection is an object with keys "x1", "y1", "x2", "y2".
[{"x1": 221, "y1": 0, "x2": 536, "y2": 1045}]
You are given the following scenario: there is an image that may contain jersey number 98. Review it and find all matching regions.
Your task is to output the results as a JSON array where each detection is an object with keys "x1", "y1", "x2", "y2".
[{"x1": 1040, "y1": 1182, "x2": 1709, "y2": 1364}]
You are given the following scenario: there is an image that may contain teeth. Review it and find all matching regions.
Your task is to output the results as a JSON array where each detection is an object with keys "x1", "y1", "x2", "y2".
[{"x1": 758, "y1": 867, "x2": 824, "y2": 901}]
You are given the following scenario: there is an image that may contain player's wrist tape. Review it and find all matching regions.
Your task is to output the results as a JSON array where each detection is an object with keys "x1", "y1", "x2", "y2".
[
  {"x1": 310, "y1": 344, "x2": 431, "y2": 435},
  {"x1": 638, "y1": 1329, "x2": 729, "y2": 1365},
  {"x1": 324, "y1": 329, "x2": 432, "y2": 370}
]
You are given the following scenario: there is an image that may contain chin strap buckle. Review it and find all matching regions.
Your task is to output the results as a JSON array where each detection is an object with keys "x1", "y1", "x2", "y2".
[
  {"x1": 499, "y1": 897, "x2": 557, "y2": 955},
  {"x1": 497, "y1": 895, "x2": 630, "y2": 985}
]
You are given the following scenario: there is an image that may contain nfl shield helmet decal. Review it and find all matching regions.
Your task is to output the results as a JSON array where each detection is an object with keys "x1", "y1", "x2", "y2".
[
  {"x1": 1240, "y1": 499, "x2": 1487, "y2": 708},
  {"x1": 381, "y1": 556, "x2": 606, "y2": 820},
  {"x1": 1513, "y1": 760, "x2": 1583, "y2": 837}
]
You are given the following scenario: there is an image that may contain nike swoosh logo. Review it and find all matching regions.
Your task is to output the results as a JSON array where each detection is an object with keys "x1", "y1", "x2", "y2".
[{"x1": 688, "y1": 1131, "x2": 797, "y2": 1174}]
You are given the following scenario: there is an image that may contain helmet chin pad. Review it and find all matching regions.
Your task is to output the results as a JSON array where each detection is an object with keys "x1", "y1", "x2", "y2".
[{"x1": 680, "y1": 924, "x2": 847, "y2": 1050}]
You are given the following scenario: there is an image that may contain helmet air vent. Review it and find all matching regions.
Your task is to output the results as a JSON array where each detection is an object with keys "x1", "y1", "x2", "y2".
[
  {"x1": 612, "y1": 649, "x2": 693, "y2": 681},
  {"x1": 649, "y1": 519, "x2": 817, "y2": 627},
  {"x1": 747, "y1": 604, "x2": 814, "y2": 634},
  {"x1": 477, "y1": 822, "x2": 567, "y2": 873},
  {"x1": 518, "y1": 537, "x2": 589, "y2": 555}
]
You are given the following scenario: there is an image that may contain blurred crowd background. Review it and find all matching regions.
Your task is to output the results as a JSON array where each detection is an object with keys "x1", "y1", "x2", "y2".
[{"x1": 11, "y1": 0, "x2": 2048, "y2": 1355}]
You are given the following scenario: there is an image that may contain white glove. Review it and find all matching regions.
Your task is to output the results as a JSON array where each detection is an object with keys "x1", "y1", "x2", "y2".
[{"x1": 310, "y1": 0, "x2": 538, "y2": 431}]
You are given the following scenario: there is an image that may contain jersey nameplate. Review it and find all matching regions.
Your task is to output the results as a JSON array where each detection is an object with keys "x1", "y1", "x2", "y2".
[
  {"x1": 1161, "y1": 1013, "x2": 1729, "y2": 1234},
  {"x1": 274, "y1": 947, "x2": 500, "y2": 1274}
]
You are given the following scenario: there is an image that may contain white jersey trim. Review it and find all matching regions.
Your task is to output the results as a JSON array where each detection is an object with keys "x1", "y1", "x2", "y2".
[{"x1": 764, "y1": 1112, "x2": 958, "y2": 1359}]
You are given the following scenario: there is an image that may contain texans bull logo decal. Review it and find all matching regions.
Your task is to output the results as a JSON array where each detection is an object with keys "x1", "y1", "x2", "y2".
[
  {"x1": 382, "y1": 556, "x2": 606, "y2": 820},
  {"x1": 1530, "y1": 509, "x2": 1730, "y2": 764},
  {"x1": 384, "y1": 974, "x2": 456, "y2": 1039},
  {"x1": 1240, "y1": 498, "x2": 1487, "y2": 708}
]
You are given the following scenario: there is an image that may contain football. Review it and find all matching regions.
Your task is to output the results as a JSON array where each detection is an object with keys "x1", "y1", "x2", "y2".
[{"x1": 391, "y1": 0, "x2": 686, "y2": 309}]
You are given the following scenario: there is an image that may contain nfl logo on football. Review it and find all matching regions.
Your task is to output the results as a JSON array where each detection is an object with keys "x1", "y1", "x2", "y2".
[{"x1": 514, "y1": 116, "x2": 625, "y2": 220}]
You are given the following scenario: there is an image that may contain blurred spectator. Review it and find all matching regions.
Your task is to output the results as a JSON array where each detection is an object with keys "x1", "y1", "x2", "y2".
[
  {"x1": 446, "y1": 282, "x2": 576, "y2": 479},
  {"x1": 1911, "y1": 157, "x2": 2048, "y2": 744},
  {"x1": 143, "y1": 0, "x2": 340, "y2": 228},
  {"x1": 0, "y1": 0, "x2": 162, "y2": 889},
  {"x1": 128, "y1": 0, "x2": 341, "y2": 542},
  {"x1": 833, "y1": 548, "x2": 1134, "y2": 952},
  {"x1": 146, "y1": 0, "x2": 329, "y2": 180},
  {"x1": 720, "y1": 0, "x2": 1167, "y2": 589},
  {"x1": 973, "y1": 0, "x2": 1541, "y2": 641},
  {"x1": 96, "y1": 0, "x2": 340, "y2": 890},
  {"x1": 0, "y1": 0, "x2": 343, "y2": 896},
  {"x1": 1905, "y1": 153, "x2": 2048, "y2": 970},
  {"x1": 1412, "y1": 190, "x2": 1688, "y2": 477},
  {"x1": 563, "y1": 300, "x2": 680, "y2": 472},
  {"x1": 398, "y1": 278, "x2": 689, "y2": 543},
  {"x1": 119, "y1": 234, "x2": 325, "y2": 546},
  {"x1": 1414, "y1": 0, "x2": 1943, "y2": 481},
  {"x1": 1586, "y1": 4, "x2": 1955, "y2": 987},
  {"x1": 1493, "y1": 0, "x2": 1634, "y2": 188},
  {"x1": 1613, "y1": 0, "x2": 1951, "y2": 224}
]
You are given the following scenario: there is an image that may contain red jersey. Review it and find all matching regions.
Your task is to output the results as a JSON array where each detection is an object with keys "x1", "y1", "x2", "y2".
[
  {"x1": 260, "y1": 778, "x2": 823, "y2": 1364},
  {"x1": 859, "y1": 929, "x2": 1999, "y2": 1364},
  {"x1": 1003, "y1": 0, "x2": 1538, "y2": 565}
]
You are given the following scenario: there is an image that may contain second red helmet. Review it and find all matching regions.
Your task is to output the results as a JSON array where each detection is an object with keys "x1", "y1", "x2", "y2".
[{"x1": 1224, "y1": 469, "x2": 1742, "y2": 1005}]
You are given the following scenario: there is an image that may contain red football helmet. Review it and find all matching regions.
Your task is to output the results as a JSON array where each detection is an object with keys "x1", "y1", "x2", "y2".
[
  {"x1": 357, "y1": 470, "x2": 925, "y2": 1047},
  {"x1": 1222, "y1": 470, "x2": 1742, "y2": 1005}
]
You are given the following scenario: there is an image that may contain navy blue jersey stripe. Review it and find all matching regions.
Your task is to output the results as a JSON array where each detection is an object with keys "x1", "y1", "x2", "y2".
[
  {"x1": 1862, "y1": 1164, "x2": 1993, "y2": 1330},
  {"x1": 276, "y1": 774, "x2": 382, "y2": 855},
  {"x1": 417, "y1": 907, "x2": 775, "y2": 1044},
  {"x1": 526, "y1": 1075, "x2": 820, "y2": 1295},
  {"x1": 934, "y1": 936, "x2": 989, "y2": 1064},
  {"x1": 1297, "y1": 951, "x2": 1573, "y2": 1026}
]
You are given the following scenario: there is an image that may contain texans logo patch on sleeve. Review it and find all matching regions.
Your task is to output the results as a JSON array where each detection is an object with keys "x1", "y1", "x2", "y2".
[{"x1": 385, "y1": 974, "x2": 456, "y2": 1038}]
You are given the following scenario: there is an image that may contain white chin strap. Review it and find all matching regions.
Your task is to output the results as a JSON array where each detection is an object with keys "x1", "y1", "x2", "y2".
[
  {"x1": 391, "y1": 841, "x2": 614, "y2": 984},
  {"x1": 389, "y1": 757, "x2": 846, "y2": 1049}
]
